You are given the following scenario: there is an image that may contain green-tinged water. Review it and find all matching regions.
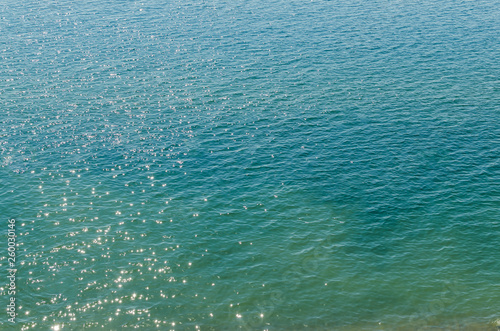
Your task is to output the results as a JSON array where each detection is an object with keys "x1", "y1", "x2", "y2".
[{"x1": 1, "y1": 0, "x2": 499, "y2": 329}]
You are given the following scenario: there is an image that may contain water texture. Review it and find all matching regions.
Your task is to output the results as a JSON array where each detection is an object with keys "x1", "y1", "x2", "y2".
[{"x1": 1, "y1": 0, "x2": 499, "y2": 329}]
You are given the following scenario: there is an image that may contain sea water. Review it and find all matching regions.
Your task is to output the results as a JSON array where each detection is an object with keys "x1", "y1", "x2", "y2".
[{"x1": 1, "y1": 0, "x2": 499, "y2": 329}]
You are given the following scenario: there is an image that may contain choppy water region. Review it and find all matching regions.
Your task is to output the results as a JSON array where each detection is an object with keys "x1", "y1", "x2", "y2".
[{"x1": 1, "y1": 0, "x2": 499, "y2": 329}]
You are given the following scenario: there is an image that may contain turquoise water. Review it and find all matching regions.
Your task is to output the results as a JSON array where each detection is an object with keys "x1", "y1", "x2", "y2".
[{"x1": 1, "y1": 0, "x2": 499, "y2": 329}]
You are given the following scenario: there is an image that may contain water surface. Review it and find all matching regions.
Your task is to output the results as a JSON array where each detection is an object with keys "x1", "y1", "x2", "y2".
[{"x1": 1, "y1": 0, "x2": 499, "y2": 329}]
